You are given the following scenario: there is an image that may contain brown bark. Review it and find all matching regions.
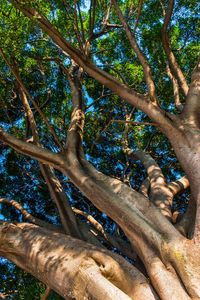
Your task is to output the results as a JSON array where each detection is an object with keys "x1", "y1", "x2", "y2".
[
  {"x1": 0, "y1": 222, "x2": 157, "y2": 300},
  {"x1": 161, "y1": 0, "x2": 189, "y2": 97}
]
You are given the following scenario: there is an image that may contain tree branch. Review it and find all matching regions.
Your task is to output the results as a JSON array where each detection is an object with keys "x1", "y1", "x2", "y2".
[
  {"x1": 111, "y1": 0, "x2": 158, "y2": 102},
  {"x1": 166, "y1": 62, "x2": 183, "y2": 112},
  {"x1": 168, "y1": 176, "x2": 189, "y2": 196},
  {"x1": 125, "y1": 149, "x2": 173, "y2": 219},
  {"x1": 7, "y1": 56, "x2": 81, "y2": 238},
  {"x1": 182, "y1": 56, "x2": 200, "y2": 127},
  {"x1": 8, "y1": 0, "x2": 175, "y2": 132},
  {"x1": 40, "y1": 286, "x2": 51, "y2": 300},
  {"x1": 0, "y1": 48, "x2": 64, "y2": 152},
  {"x1": 72, "y1": 207, "x2": 137, "y2": 260},
  {"x1": 91, "y1": 119, "x2": 155, "y2": 151},
  {"x1": 132, "y1": 0, "x2": 143, "y2": 35},
  {"x1": 0, "y1": 222, "x2": 158, "y2": 299},
  {"x1": 162, "y1": 0, "x2": 189, "y2": 97},
  {"x1": 0, "y1": 198, "x2": 62, "y2": 232}
]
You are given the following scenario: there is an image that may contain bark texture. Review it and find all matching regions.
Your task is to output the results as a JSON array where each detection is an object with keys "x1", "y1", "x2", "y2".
[{"x1": 0, "y1": 1, "x2": 200, "y2": 299}]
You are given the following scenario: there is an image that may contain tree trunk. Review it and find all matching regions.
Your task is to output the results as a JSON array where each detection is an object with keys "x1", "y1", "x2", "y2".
[{"x1": 0, "y1": 222, "x2": 157, "y2": 300}]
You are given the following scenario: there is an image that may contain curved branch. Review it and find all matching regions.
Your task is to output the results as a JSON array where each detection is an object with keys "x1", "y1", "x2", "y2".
[
  {"x1": 41, "y1": 286, "x2": 51, "y2": 300},
  {"x1": 162, "y1": 0, "x2": 189, "y2": 97},
  {"x1": 168, "y1": 176, "x2": 189, "y2": 195},
  {"x1": 0, "y1": 127, "x2": 65, "y2": 168},
  {"x1": 125, "y1": 149, "x2": 173, "y2": 219},
  {"x1": 3, "y1": 56, "x2": 81, "y2": 238},
  {"x1": 0, "y1": 198, "x2": 62, "y2": 232},
  {"x1": 133, "y1": 0, "x2": 143, "y2": 35},
  {"x1": 64, "y1": 67, "x2": 180, "y2": 247}
]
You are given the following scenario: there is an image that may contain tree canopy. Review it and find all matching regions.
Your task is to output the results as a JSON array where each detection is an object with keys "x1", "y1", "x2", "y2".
[{"x1": 0, "y1": 0, "x2": 200, "y2": 299}]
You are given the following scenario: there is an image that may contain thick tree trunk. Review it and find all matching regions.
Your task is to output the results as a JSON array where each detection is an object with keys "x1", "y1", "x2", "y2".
[{"x1": 0, "y1": 222, "x2": 157, "y2": 300}]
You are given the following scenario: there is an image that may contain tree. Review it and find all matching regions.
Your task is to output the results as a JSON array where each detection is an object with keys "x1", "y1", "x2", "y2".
[{"x1": 0, "y1": 0, "x2": 199, "y2": 298}]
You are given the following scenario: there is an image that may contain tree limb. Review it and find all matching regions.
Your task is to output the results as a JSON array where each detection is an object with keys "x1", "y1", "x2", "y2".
[
  {"x1": 0, "y1": 222, "x2": 158, "y2": 300},
  {"x1": 72, "y1": 207, "x2": 137, "y2": 260},
  {"x1": 7, "y1": 56, "x2": 81, "y2": 238},
  {"x1": 8, "y1": 0, "x2": 175, "y2": 133},
  {"x1": 125, "y1": 149, "x2": 173, "y2": 219},
  {"x1": 111, "y1": 0, "x2": 158, "y2": 102},
  {"x1": 181, "y1": 56, "x2": 200, "y2": 128},
  {"x1": 162, "y1": 0, "x2": 189, "y2": 97},
  {"x1": 0, "y1": 198, "x2": 62, "y2": 232},
  {"x1": 132, "y1": 0, "x2": 143, "y2": 35},
  {"x1": 0, "y1": 48, "x2": 64, "y2": 152},
  {"x1": 168, "y1": 176, "x2": 189, "y2": 196},
  {"x1": 166, "y1": 61, "x2": 183, "y2": 112}
]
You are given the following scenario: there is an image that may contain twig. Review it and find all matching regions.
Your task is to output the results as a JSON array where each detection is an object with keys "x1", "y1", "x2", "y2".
[
  {"x1": 40, "y1": 286, "x2": 51, "y2": 300},
  {"x1": 133, "y1": 0, "x2": 144, "y2": 35},
  {"x1": 91, "y1": 119, "x2": 155, "y2": 151}
]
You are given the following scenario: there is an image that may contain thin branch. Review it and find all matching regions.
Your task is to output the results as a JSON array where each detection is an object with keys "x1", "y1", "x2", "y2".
[
  {"x1": 106, "y1": 61, "x2": 128, "y2": 85},
  {"x1": 162, "y1": 0, "x2": 189, "y2": 97},
  {"x1": 0, "y1": 198, "x2": 62, "y2": 232},
  {"x1": 111, "y1": 0, "x2": 158, "y2": 102},
  {"x1": 92, "y1": 0, "x2": 96, "y2": 34},
  {"x1": 77, "y1": 1, "x2": 86, "y2": 44},
  {"x1": 40, "y1": 164, "x2": 82, "y2": 238},
  {"x1": 40, "y1": 286, "x2": 51, "y2": 300},
  {"x1": 72, "y1": 207, "x2": 137, "y2": 260},
  {"x1": 12, "y1": 59, "x2": 81, "y2": 238},
  {"x1": 132, "y1": 0, "x2": 144, "y2": 35},
  {"x1": 0, "y1": 98, "x2": 19, "y2": 134},
  {"x1": 0, "y1": 48, "x2": 64, "y2": 152},
  {"x1": 144, "y1": 131, "x2": 156, "y2": 151},
  {"x1": 91, "y1": 119, "x2": 155, "y2": 151},
  {"x1": 27, "y1": 38, "x2": 70, "y2": 58},
  {"x1": 37, "y1": 64, "x2": 52, "y2": 111},
  {"x1": 86, "y1": 92, "x2": 113, "y2": 110},
  {"x1": 74, "y1": 0, "x2": 84, "y2": 51}
]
